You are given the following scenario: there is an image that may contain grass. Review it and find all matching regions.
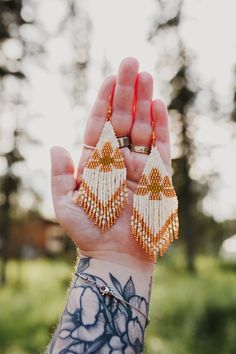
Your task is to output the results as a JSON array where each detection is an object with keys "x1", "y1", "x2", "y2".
[
  {"x1": 145, "y1": 250, "x2": 236, "y2": 354},
  {"x1": 0, "y1": 258, "x2": 72, "y2": 354},
  {"x1": 0, "y1": 250, "x2": 236, "y2": 354}
]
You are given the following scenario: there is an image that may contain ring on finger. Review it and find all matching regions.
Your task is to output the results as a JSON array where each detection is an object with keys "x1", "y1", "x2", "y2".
[
  {"x1": 117, "y1": 136, "x2": 131, "y2": 148},
  {"x1": 130, "y1": 145, "x2": 151, "y2": 155},
  {"x1": 82, "y1": 143, "x2": 95, "y2": 150}
]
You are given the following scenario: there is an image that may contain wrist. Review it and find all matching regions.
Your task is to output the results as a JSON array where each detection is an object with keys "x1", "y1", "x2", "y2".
[
  {"x1": 76, "y1": 254, "x2": 154, "y2": 305},
  {"x1": 78, "y1": 249, "x2": 155, "y2": 275}
]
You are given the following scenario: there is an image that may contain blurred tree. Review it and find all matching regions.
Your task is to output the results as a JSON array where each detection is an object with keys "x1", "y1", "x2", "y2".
[
  {"x1": 170, "y1": 62, "x2": 200, "y2": 272},
  {"x1": 0, "y1": 0, "x2": 43, "y2": 285},
  {"x1": 0, "y1": 0, "x2": 91, "y2": 284},
  {"x1": 0, "y1": 133, "x2": 24, "y2": 285},
  {"x1": 0, "y1": 0, "x2": 26, "y2": 285},
  {"x1": 48, "y1": 0, "x2": 91, "y2": 145},
  {"x1": 58, "y1": 0, "x2": 91, "y2": 106},
  {"x1": 231, "y1": 65, "x2": 236, "y2": 122},
  {"x1": 148, "y1": 0, "x2": 200, "y2": 271},
  {"x1": 148, "y1": 0, "x2": 227, "y2": 271}
]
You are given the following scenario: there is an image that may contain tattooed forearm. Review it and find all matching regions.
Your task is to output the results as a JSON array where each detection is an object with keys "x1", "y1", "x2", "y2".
[{"x1": 46, "y1": 257, "x2": 152, "y2": 354}]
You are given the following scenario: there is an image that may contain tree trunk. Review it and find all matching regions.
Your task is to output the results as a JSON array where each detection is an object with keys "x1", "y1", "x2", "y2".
[
  {"x1": 0, "y1": 234, "x2": 8, "y2": 286},
  {"x1": 0, "y1": 212, "x2": 10, "y2": 286},
  {"x1": 185, "y1": 229, "x2": 196, "y2": 273},
  {"x1": 0, "y1": 253, "x2": 7, "y2": 286}
]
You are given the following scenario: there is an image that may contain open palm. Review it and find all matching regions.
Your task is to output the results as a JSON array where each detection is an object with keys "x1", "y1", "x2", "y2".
[{"x1": 51, "y1": 58, "x2": 171, "y2": 267}]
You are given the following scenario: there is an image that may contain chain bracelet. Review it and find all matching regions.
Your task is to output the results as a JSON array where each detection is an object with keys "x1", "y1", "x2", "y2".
[{"x1": 76, "y1": 272, "x2": 150, "y2": 325}]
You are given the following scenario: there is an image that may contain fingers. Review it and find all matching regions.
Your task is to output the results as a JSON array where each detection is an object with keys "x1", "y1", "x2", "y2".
[
  {"x1": 78, "y1": 58, "x2": 139, "y2": 184},
  {"x1": 83, "y1": 75, "x2": 116, "y2": 146},
  {"x1": 152, "y1": 99, "x2": 170, "y2": 144},
  {"x1": 111, "y1": 57, "x2": 139, "y2": 136},
  {"x1": 51, "y1": 146, "x2": 76, "y2": 198},
  {"x1": 151, "y1": 99, "x2": 171, "y2": 173},
  {"x1": 131, "y1": 72, "x2": 153, "y2": 146},
  {"x1": 79, "y1": 58, "x2": 171, "y2": 183},
  {"x1": 84, "y1": 57, "x2": 139, "y2": 145}
]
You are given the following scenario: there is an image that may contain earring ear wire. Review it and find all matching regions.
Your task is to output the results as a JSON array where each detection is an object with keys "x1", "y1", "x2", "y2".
[{"x1": 106, "y1": 94, "x2": 113, "y2": 122}]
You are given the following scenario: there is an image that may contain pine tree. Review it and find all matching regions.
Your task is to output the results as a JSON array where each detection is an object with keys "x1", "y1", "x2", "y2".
[
  {"x1": 0, "y1": 0, "x2": 26, "y2": 285},
  {"x1": 149, "y1": 0, "x2": 207, "y2": 271}
]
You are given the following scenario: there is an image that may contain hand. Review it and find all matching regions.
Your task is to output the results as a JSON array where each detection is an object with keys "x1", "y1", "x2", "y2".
[{"x1": 50, "y1": 57, "x2": 171, "y2": 271}]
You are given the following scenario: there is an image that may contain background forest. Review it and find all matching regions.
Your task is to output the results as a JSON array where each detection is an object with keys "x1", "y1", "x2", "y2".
[{"x1": 0, "y1": 0, "x2": 236, "y2": 353}]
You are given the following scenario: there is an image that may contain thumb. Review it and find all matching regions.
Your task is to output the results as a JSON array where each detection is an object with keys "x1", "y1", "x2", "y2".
[{"x1": 50, "y1": 146, "x2": 76, "y2": 199}]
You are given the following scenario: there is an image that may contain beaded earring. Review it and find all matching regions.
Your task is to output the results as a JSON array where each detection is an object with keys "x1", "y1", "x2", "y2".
[
  {"x1": 131, "y1": 118, "x2": 179, "y2": 262},
  {"x1": 73, "y1": 96, "x2": 128, "y2": 232}
]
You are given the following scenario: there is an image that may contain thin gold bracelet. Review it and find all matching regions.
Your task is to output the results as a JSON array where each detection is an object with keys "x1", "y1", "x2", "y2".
[{"x1": 76, "y1": 272, "x2": 150, "y2": 325}]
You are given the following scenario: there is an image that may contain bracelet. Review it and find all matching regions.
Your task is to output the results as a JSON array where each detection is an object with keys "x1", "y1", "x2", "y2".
[{"x1": 76, "y1": 272, "x2": 150, "y2": 325}]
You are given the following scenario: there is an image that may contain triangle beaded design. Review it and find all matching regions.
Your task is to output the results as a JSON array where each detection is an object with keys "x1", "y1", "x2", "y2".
[
  {"x1": 73, "y1": 121, "x2": 128, "y2": 232},
  {"x1": 131, "y1": 146, "x2": 179, "y2": 262}
]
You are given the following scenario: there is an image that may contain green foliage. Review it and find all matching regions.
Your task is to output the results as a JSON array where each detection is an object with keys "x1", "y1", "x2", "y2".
[
  {"x1": 0, "y1": 259, "x2": 72, "y2": 354},
  {"x1": 0, "y1": 252, "x2": 236, "y2": 354},
  {"x1": 145, "y1": 250, "x2": 236, "y2": 354}
]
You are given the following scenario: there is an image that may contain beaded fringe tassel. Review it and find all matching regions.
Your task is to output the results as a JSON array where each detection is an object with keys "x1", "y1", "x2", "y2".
[
  {"x1": 73, "y1": 122, "x2": 128, "y2": 232},
  {"x1": 131, "y1": 146, "x2": 179, "y2": 263}
]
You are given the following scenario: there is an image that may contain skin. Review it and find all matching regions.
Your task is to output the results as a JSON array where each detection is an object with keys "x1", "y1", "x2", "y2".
[{"x1": 50, "y1": 57, "x2": 171, "y2": 273}]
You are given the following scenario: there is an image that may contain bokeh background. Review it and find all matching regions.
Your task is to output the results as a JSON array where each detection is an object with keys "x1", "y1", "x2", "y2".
[{"x1": 1, "y1": 0, "x2": 236, "y2": 353}]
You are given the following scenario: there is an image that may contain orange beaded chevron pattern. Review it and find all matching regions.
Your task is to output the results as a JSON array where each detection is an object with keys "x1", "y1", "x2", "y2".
[
  {"x1": 131, "y1": 146, "x2": 179, "y2": 263},
  {"x1": 131, "y1": 208, "x2": 179, "y2": 262},
  {"x1": 73, "y1": 122, "x2": 128, "y2": 232},
  {"x1": 74, "y1": 179, "x2": 127, "y2": 232}
]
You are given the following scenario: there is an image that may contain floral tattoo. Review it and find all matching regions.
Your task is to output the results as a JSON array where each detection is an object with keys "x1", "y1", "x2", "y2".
[{"x1": 46, "y1": 257, "x2": 151, "y2": 354}]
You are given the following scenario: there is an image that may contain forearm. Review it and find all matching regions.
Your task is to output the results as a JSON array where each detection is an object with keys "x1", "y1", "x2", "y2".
[{"x1": 46, "y1": 255, "x2": 153, "y2": 354}]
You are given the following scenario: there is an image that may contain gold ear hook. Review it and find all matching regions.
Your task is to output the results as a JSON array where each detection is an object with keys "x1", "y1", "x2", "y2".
[
  {"x1": 106, "y1": 94, "x2": 113, "y2": 122},
  {"x1": 152, "y1": 130, "x2": 156, "y2": 147},
  {"x1": 151, "y1": 104, "x2": 156, "y2": 147},
  {"x1": 107, "y1": 105, "x2": 112, "y2": 121}
]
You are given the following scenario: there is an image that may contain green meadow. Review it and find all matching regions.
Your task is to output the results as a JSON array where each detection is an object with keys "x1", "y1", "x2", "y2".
[{"x1": 0, "y1": 251, "x2": 236, "y2": 354}]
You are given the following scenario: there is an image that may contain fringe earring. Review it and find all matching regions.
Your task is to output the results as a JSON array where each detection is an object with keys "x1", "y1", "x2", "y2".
[
  {"x1": 131, "y1": 125, "x2": 179, "y2": 262},
  {"x1": 73, "y1": 97, "x2": 128, "y2": 232}
]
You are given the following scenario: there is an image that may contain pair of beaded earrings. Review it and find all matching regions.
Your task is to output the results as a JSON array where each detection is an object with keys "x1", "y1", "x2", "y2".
[{"x1": 73, "y1": 99, "x2": 179, "y2": 263}]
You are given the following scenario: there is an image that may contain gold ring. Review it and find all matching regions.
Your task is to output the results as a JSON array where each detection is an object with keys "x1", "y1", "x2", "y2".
[
  {"x1": 130, "y1": 145, "x2": 151, "y2": 154},
  {"x1": 82, "y1": 143, "x2": 95, "y2": 150},
  {"x1": 117, "y1": 136, "x2": 131, "y2": 148}
]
